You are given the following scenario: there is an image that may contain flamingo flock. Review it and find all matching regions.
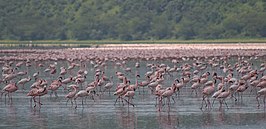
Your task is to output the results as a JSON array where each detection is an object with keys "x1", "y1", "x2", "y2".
[{"x1": 0, "y1": 47, "x2": 266, "y2": 113}]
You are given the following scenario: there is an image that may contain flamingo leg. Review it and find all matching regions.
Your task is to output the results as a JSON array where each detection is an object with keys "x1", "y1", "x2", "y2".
[
  {"x1": 122, "y1": 97, "x2": 134, "y2": 107},
  {"x1": 158, "y1": 97, "x2": 162, "y2": 111},
  {"x1": 74, "y1": 99, "x2": 78, "y2": 109},
  {"x1": 191, "y1": 90, "x2": 194, "y2": 96},
  {"x1": 70, "y1": 99, "x2": 73, "y2": 107},
  {"x1": 81, "y1": 98, "x2": 84, "y2": 108},
  {"x1": 171, "y1": 96, "x2": 176, "y2": 104},
  {"x1": 200, "y1": 96, "x2": 206, "y2": 110},
  {"x1": 263, "y1": 95, "x2": 266, "y2": 109},
  {"x1": 50, "y1": 91, "x2": 53, "y2": 97},
  {"x1": 223, "y1": 99, "x2": 229, "y2": 109},
  {"x1": 9, "y1": 93, "x2": 13, "y2": 104},
  {"x1": 212, "y1": 98, "x2": 216, "y2": 107},
  {"x1": 66, "y1": 98, "x2": 70, "y2": 106},
  {"x1": 207, "y1": 98, "x2": 211, "y2": 110},
  {"x1": 114, "y1": 96, "x2": 120, "y2": 106},
  {"x1": 55, "y1": 91, "x2": 58, "y2": 98},
  {"x1": 30, "y1": 97, "x2": 33, "y2": 107},
  {"x1": 5, "y1": 93, "x2": 8, "y2": 104},
  {"x1": 38, "y1": 96, "x2": 42, "y2": 108},
  {"x1": 155, "y1": 97, "x2": 158, "y2": 107},
  {"x1": 256, "y1": 95, "x2": 260, "y2": 109},
  {"x1": 33, "y1": 96, "x2": 37, "y2": 108},
  {"x1": 219, "y1": 99, "x2": 222, "y2": 111}
]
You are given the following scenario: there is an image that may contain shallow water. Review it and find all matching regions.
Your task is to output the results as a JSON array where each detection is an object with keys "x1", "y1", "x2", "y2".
[
  {"x1": 1, "y1": 54, "x2": 266, "y2": 129},
  {"x1": 1, "y1": 92, "x2": 266, "y2": 129}
]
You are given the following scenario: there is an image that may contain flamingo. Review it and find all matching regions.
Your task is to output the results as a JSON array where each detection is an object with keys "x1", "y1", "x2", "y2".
[
  {"x1": 74, "y1": 90, "x2": 96, "y2": 109},
  {"x1": 1, "y1": 82, "x2": 18, "y2": 104},
  {"x1": 235, "y1": 80, "x2": 248, "y2": 102},
  {"x1": 103, "y1": 76, "x2": 114, "y2": 95},
  {"x1": 48, "y1": 79, "x2": 62, "y2": 97},
  {"x1": 114, "y1": 86, "x2": 127, "y2": 106},
  {"x1": 61, "y1": 77, "x2": 73, "y2": 89},
  {"x1": 27, "y1": 85, "x2": 48, "y2": 108},
  {"x1": 65, "y1": 85, "x2": 79, "y2": 106},
  {"x1": 60, "y1": 66, "x2": 67, "y2": 76},
  {"x1": 257, "y1": 80, "x2": 266, "y2": 89},
  {"x1": 127, "y1": 74, "x2": 140, "y2": 92},
  {"x1": 123, "y1": 90, "x2": 135, "y2": 107},
  {"x1": 160, "y1": 84, "x2": 177, "y2": 111},
  {"x1": 256, "y1": 87, "x2": 266, "y2": 109},
  {"x1": 17, "y1": 76, "x2": 31, "y2": 90},
  {"x1": 217, "y1": 89, "x2": 232, "y2": 110},
  {"x1": 3, "y1": 73, "x2": 18, "y2": 83},
  {"x1": 154, "y1": 85, "x2": 165, "y2": 111},
  {"x1": 191, "y1": 79, "x2": 201, "y2": 96},
  {"x1": 211, "y1": 87, "x2": 224, "y2": 107},
  {"x1": 174, "y1": 78, "x2": 185, "y2": 97},
  {"x1": 33, "y1": 72, "x2": 39, "y2": 80},
  {"x1": 138, "y1": 78, "x2": 150, "y2": 94},
  {"x1": 200, "y1": 80, "x2": 215, "y2": 110}
]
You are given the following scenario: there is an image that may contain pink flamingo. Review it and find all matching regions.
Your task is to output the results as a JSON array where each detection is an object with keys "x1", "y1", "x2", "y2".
[
  {"x1": 27, "y1": 85, "x2": 48, "y2": 108},
  {"x1": 33, "y1": 72, "x2": 39, "y2": 80},
  {"x1": 138, "y1": 78, "x2": 150, "y2": 94},
  {"x1": 103, "y1": 76, "x2": 114, "y2": 95},
  {"x1": 61, "y1": 76, "x2": 73, "y2": 89},
  {"x1": 123, "y1": 90, "x2": 135, "y2": 107},
  {"x1": 114, "y1": 86, "x2": 127, "y2": 106},
  {"x1": 217, "y1": 89, "x2": 231, "y2": 110},
  {"x1": 60, "y1": 66, "x2": 67, "y2": 76},
  {"x1": 160, "y1": 84, "x2": 177, "y2": 111},
  {"x1": 174, "y1": 78, "x2": 185, "y2": 97},
  {"x1": 191, "y1": 79, "x2": 201, "y2": 96},
  {"x1": 74, "y1": 90, "x2": 96, "y2": 109},
  {"x1": 200, "y1": 80, "x2": 215, "y2": 110},
  {"x1": 48, "y1": 79, "x2": 62, "y2": 97},
  {"x1": 154, "y1": 85, "x2": 166, "y2": 111},
  {"x1": 235, "y1": 80, "x2": 248, "y2": 102},
  {"x1": 65, "y1": 85, "x2": 79, "y2": 106},
  {"x1": 256, "y1": 87, "x2": 266, "y2": 109},
  {"x1": 1, "y1": 82, "x2": 18, "y2": 104},
  {"x1": 17, "y1": 76, "x2": 31, "y2": 90}
]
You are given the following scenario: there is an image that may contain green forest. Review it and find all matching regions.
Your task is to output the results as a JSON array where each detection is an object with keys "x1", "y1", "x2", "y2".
[{"x1": 1, "y1": 0, "x2": 266, "y2": 40}]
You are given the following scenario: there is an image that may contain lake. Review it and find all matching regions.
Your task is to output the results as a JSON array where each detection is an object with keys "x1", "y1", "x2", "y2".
[{"x1": 0, "y1": 46, "x2": 266, "y2": 129}]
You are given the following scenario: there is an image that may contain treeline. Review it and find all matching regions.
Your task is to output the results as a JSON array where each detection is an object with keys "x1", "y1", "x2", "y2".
[{"x1": 0, "y1": 0, "x2": 266, "y2": 40}]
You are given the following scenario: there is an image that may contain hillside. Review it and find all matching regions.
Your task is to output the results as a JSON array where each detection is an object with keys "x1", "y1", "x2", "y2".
[{"x1": 0, "y1": 0, "x2": 266, "y2": 40}]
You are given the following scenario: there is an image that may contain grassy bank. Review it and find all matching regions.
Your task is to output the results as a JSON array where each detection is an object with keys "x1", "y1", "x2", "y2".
[{"x1": 0, "y1": 39, "x2": 266, "y2": 48}]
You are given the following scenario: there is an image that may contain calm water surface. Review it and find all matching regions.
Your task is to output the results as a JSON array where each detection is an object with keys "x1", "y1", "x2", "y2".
[{"x1": 1, "y1": 94, "x2": 266, "y2": 129}]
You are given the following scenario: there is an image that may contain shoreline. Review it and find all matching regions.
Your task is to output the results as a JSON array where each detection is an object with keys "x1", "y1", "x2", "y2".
[{"x1": 0, "y1": 43, "x2": 266, "y2": 61}]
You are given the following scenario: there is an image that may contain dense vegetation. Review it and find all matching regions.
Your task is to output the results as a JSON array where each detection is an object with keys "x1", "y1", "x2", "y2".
[{"x1": 1, "y1": 0, "x2": 266, "y2": 40}]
